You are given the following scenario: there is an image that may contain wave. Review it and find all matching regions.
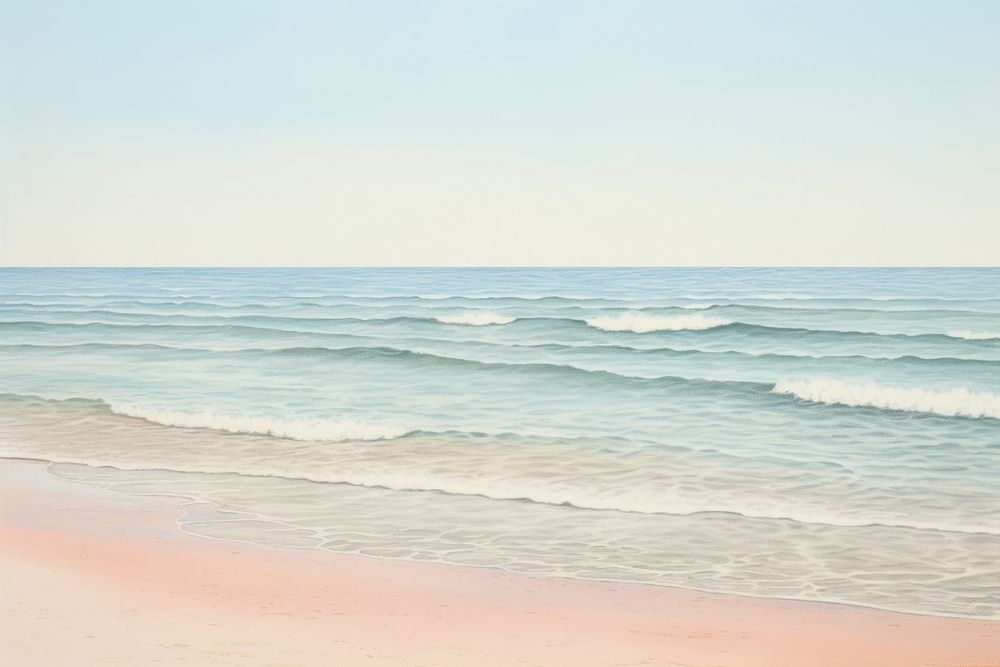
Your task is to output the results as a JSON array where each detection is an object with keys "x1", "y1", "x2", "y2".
[
  {"x1": 434, "y1": 312, "x2": 516, "y2": 326},
  {"x1": 6, "y1": 340, "x2": 1000, "y2": 392},
  {"x1": 773, "y1": 379, "x2": 1000, "y2": 419},
  {"x1": 263, "y1": 346, "x2": 764, "y2": 391},
  {"x1": 948, "y1": 330, "x2": 1000, "y2": 341},
  {"x1": 5, "y1": 310, "x2": 1000, "y2": 354},
  {"x1": 33, "y1": 458, "x2": 999, "y2": 537},
  {"x1": 107, "y1": 403, "x2": 410, "y2": 442},
  {"x1": 3, "y1": 393, "x2": 999, "y2": 535},
  {"x1": 585, "y1": 312, "x2": 731, "y2": 333},
  {"x1": 5, "y1": 317, "x2": 1000, "y2": 356}
]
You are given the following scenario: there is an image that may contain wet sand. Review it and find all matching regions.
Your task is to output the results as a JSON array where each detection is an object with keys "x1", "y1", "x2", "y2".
[{"x1": 1, "y1": 458, "x2": 997, "y2": 666}]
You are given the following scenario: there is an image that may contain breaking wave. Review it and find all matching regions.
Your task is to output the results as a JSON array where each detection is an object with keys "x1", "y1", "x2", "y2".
[
  {"x1": 948, "y1": 330, "x2": 1000, "y2": 341},
  {"x1": 772, "y1": 379, "x2": 1000, "y2": 419},
  {"x1": 585, "y1": 312, "x2": 731, "y2": 333}
]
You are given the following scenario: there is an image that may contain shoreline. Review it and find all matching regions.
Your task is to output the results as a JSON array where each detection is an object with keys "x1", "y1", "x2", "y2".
[
  {"x1": 22, "y1": 454, "x2": 993, "y2": 625},
  {"x1": 2, "y1": 457, "x2": 999, "y2": 666}
]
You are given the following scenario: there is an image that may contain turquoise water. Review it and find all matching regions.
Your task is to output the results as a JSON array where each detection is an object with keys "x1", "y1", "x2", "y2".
[{"x1": 1, "y1": 268, "x2": 998, "y2": 617}]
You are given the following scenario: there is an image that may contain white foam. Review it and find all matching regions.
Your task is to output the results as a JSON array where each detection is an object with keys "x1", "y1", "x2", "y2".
[
  {"x1": 947, "y1": 330, "x2": 1000, "y2": 341},
  {"x1": 773, "y1": 379, "x2": 1000, "y2": 419},
  {"x1": 435, "y1": 312, "x2": 516, "y2": 326},
  {"x1": 108, "y1": 404, "x2": 409, "y2": 441},
  {"x1": 585, "y1": 312, "x2": 730, "y2": 333}
]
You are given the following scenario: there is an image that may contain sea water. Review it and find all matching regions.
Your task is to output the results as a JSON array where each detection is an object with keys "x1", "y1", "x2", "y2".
[{"x1": 0, "y1": 268, "x2": 997, "y2": 617}]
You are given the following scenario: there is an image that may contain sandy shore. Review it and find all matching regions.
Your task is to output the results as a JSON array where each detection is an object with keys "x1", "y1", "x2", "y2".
[{"x1": 1, "y1": 459, "x2": 997, "y2": 666}]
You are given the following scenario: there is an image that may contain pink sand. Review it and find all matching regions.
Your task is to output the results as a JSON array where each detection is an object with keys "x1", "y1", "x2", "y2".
[{"x1": 1, "y1": 459, "x2": 997, "y2": 666}]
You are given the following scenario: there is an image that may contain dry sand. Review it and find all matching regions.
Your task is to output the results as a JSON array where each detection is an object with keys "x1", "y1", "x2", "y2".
[{"x1": 1, "y1": 458, "x2": 997, "y2": 666}]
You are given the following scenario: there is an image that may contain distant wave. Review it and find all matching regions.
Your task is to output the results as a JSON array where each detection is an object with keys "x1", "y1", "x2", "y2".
[
  {"x1": 108, "y1": 404, "x2": 410, "y2": 441},
  {"x1": 585, "y1": 312, "x2": 730, "y2": 333},
  {"x1": 5, "y1": 340, "x2": 1000, "y2": 389},
  {"x1": 773, "y1": 379, "x2": 1000, "y2": 419},
  {"x1": 6, "y1": 312, "x2": 1000, "y2": 353},
  {"x1": 948, "y1": 330, "x2": 1000, "y2": 341},
  {"x1": 5, "y1": 317, "x2": 1000, "y2": 351},
  {"x1": 434, "y1": 312, "x2": 516, "y2": 326}
]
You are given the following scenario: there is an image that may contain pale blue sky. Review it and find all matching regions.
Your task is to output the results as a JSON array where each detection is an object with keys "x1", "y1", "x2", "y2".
[{"x1": 2, "y1": 1, "x2": 998, "y2": 265}]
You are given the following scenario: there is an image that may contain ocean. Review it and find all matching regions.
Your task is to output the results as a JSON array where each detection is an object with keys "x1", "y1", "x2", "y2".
[{"x1": 1, "y1": 267, "x2": 997, "y2": 618}]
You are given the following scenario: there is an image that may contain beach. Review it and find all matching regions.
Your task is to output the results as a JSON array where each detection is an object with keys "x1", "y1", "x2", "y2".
[
  {"x1": 2, "y1": 458, "x2": 998, "y2": 666},
  {"x1": 3, "y1": 268, "x2": 1000, "y2": 622},
  {"x1": 3, "y1": 268, "x2": 1000, "y2": 665}
]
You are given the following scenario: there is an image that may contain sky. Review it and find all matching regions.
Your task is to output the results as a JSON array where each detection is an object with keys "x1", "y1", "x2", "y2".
[{"x1": 1, "y1": 0, "x2": 998, "y2": 266}]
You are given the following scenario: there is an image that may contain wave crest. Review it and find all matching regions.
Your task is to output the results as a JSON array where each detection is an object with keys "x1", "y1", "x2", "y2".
[
  {"x1": 435, "y1": 312, "x2": 516, "y2": 326},
  {"x1": 108, "y1": 404, "x2": 409, "y2": 441},
  {"x1": 948, "y1": 330, "x2": 1000, "y2": 341},
  {"x1": 586, "y1": 312, "x2": 730, "y2": 333},
  {"x1": 772, "y1": 379, "x2": 1000, "y2": 419}
]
